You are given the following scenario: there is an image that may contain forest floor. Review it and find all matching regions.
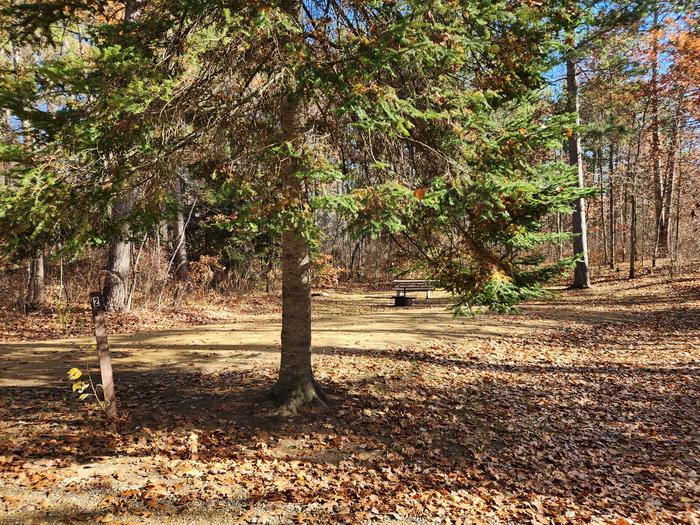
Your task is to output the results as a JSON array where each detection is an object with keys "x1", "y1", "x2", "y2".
[{"x1": 0, "y1": 269, "x2": 699, "y2": 524}]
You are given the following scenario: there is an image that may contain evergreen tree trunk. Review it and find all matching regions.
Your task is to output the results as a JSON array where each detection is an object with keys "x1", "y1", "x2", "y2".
[
  {"x1": 269, "y1": 0, "x2": 326, "y2": 414},
  {"x1": 566, "y1": 57, "x2": 591, "y2": 288},
  {"x1": 102, "y1": 1, "x2": 139, "y2": 312},
  {"x1": 25, "y1": 250, "x2": 45, "y2": 312},
  {"x1": 172, "y1": 174, "x2": 189, "y2": 281},
  {"x1": 103, "y1": 208, "x2": 131, "y2": 312}
]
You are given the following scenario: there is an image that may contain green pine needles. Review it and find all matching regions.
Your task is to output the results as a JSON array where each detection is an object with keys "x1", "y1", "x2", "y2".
[{"x1": 1, "y1": 0, "x2": 593, "y2": 312}]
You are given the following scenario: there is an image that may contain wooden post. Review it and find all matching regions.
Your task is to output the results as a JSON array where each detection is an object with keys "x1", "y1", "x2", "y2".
[{"x1": 90, "y1": 292, "x2": 117, "y2": 419}]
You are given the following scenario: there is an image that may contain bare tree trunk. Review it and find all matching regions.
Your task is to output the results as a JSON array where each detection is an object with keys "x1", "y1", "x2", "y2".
[
  {"x1": 557, "y1": 213, "x2": 564, "y2": 260},
  {"x1": 660, "y1": 154, "x2": 675, "y2": 261},
  {"x1": 621, "y1": 186, "x2": 628, "y2": 263},
  {"x1": 349, "y1": 239, "x2": 362, "y2": 276},
  {"x1": 621, "y1": 141, "x2": 634, "y2": 263},
  {"x1": 628, "y1": 145, "x2": 640, "y2": 280},
  {"x1": 159, "y1": 221, "x2": 170, "y2": 244},
  {"x1": 269, "y1": 0, "x2": 326, "y2": 414},
  {"x1": 264, "y1": 255, "x2": 274, "y2": 294},
  {"x1": 25, "y1": 250, "x2": 45, "y2": 312},
  {"x1": 661, "y1": 95, "x2": 683, "y2": 259},
  {"x1": 58, "y1": 255, "x2": 65, "y2": 302},
  {"x1": 598, "y1": 149, "x2": 608, "y2": 266},
  {"x1": 674, "y1": 146, "x2": 683, "y2": 259},
  {"x1": 566, "y1": 57, "x2": 590, "y2": 288},
  {"x1": 172, "y1": 174, "x2": 189, "y2": 281},
  {"x1": 640, "y1": 191, "x2": 647, "y2": 270},
  {"x1": 650, "y1": 8, "x2": 667, "y2": 263},
  {"x1": 629, "y1": 101, "x2": 648, "y2": 278},
  {"x1": 629, "y1": 188, "x2": 638, "y2": 279},
  {"x1": 673, "y1": 132, "x2": 686, "y2": 261},
  {"x1": 103, "y1": 203, "x2": 131, "y2": 312},
  {"x1": 608, "y1": 144, "x2": 616, "y2": 269}
]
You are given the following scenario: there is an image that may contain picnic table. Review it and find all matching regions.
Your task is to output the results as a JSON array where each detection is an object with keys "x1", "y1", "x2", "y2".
[{"x1": 393, "y1": 279, "x2": 436, "y2": 306}]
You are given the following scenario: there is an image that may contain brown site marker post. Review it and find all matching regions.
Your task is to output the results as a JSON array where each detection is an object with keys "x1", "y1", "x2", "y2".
[{"x1": 90, "y1": 292, "x2": 117, "y2": 419}]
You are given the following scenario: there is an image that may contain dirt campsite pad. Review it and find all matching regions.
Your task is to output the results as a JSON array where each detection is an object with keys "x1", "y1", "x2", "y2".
[{"x1": 1, "y1": 273, "x2": 699, "y2": 524}]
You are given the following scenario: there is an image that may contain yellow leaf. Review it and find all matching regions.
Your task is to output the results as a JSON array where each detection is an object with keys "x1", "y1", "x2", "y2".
[
  {"x1": 566, "y1": 128, "x2": 574, "y2": 138},
  {"x1": 518, "y1": 127, "x2": 527, "y2": 135},
  {"x1": 67, "y1": 368, "x2": 82, "y2": 380},
  {"x1": 413, "y1": 188, "x2": 426, "y2": 200},
  {"x1": 491, "y1": 270, "x2": 512, "y2": 283},
  {"x1": 72, "y1": 382, "x2": 89, "y2": 393}
]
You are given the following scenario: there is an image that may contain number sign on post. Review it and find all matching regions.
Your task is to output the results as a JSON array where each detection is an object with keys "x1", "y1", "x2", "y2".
[{"x1": 90, "y1": 292, "x2": 117, "y2": 419}]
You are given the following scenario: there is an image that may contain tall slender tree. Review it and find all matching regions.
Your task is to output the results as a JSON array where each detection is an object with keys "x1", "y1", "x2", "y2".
[
  {"x1": 172, "y1": 171, "x2": 189, "y2": 281},
  {"x1": 566, "y1": 52, "x2": 591, "y2": 288},
  {"x1": 608, "y1": 144, "x2": 616, "y2": 268},
  {"x1": 649, "y1": 7, "x2": 667, "y2": 263},
  {"x1": 25, "y1": 249, "x2": 45, "y2": 312}
]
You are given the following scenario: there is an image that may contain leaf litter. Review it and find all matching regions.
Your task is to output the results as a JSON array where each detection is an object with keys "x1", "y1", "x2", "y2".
[{"x1": 0, "y1": 271, "x2": 698, "y2": 524}]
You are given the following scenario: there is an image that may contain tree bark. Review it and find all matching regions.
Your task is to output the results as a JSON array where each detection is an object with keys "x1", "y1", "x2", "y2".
[
  {"x1": 102, "y1": 1, "x2": 140, "y2": 312},
  {"x1": 103, "y1": 204, "x2": 131, "y2": 313},
  {"x1": 172, "y1": 174, "x2": 189, "y2": 281},
  {"x1": 349, "y1": 239, "x2": 362, "y2": 276},
  {"x1": 269, "y1": 0, "x2": 326, "y2": 414},
  {"x1": 264, "y1": 255, "x2": 274, "y2": 294},
  {"x1": 159, "y1": 221, "x2": 170, "y2": 246},
  {"x1": 557, "y1": 213, "x2": 564, "y2": 260},
  {"x1": 660, "y1": 95, "x2": 683, "y2": 259},
  {"x1": 629, "y1": 106, "x2": 648, "y2": 279},
  {"x1": 608, "y1": 144, "x2": 616, "y2": 269},
  {"x1": 650, "y1": 8, "x2": 667, "y2": 262},
  {"x1": 674, "y1": 144, "x2": 683, "y2": 259},
  {"x1": 629, "y1": 188, "x2": 638, "y2": 279},
  {"x1": 597, "y1": 149, "x2": 608, "y2": 265},
  {"x1": 25, "y1": 250, "x2": 45, "y2": 312},
  {"x1": 566, "y1": 57, "x2": 591, "y2": 288}
]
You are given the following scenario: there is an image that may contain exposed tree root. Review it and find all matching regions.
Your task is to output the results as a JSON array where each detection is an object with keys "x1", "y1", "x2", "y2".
[{"x1": 269, "y1": 377, "x2": 329, "y2": 416}]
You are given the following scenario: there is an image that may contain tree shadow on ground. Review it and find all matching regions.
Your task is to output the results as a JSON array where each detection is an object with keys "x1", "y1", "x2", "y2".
[
  {"x1": 2, "y1": 279, "x2": 699, "y2": 523},
  {"x1": 1, "y1": 333, "x2": 698, "y2": 523}
]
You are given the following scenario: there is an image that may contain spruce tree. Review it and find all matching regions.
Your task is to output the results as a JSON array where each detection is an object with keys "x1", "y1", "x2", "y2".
[{"x1": 1, "y1": 0, "x2": 600, "y2": 411}]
